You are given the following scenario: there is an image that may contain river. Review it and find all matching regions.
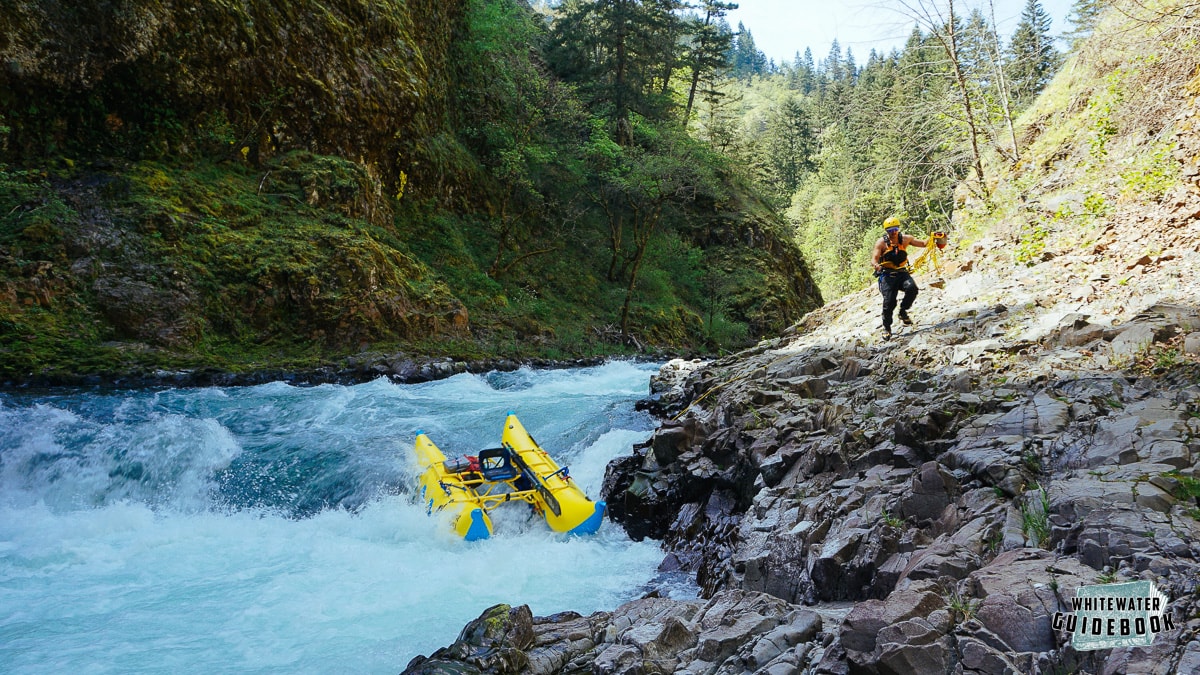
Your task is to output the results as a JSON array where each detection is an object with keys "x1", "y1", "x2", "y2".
[{"x1": 0, "y1": 361, "x2": 691, "y2": 673}]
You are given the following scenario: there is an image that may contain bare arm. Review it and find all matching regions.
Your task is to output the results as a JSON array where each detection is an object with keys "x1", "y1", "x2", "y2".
[
  {"x1": 905, "y1": 234, "x2": 929, "y2": 248},
  {"x1": 871, "y1": 239, "x2": 885, "y2": 271}
]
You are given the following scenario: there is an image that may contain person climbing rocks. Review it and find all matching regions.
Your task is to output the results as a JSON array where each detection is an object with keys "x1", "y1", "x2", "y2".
[{"x1": 870, "y1": 217, "x2": 939, "y2": 340}]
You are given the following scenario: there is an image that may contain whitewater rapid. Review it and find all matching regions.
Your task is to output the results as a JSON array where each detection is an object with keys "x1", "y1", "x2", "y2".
[{"x1": 0, "y1": 361, "x2": 690, "y2": 673}]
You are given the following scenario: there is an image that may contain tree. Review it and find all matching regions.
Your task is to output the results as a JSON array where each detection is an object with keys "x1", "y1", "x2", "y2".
[
  {"x1": 799, "y1": 47, "x2": 816, "y2": 93},
  {"x1": 455, "y1": 0, "x2": 579, "y2": 278},
  {"x1": 764, "y1": 95, "x2": 815, "y2": 201},
  {"x1": 683, "y1": 2, "x2": 737, "y2": 123},
  {"x1": 817, "y1": 39, "x2": 852, "y2": 123},
  {"x1": 1066, "y1": 0, "x2": 1105, "y2": 44},
  {"x1": 892, "y1": 0, "x2": 989, "y2": 198},
  {"x1": 731, "y1": 22, "x2": 768, "y2": 79},
  {"x1": 547, "y1": 0, "x2": 680, "y2": 144},
  {"x1": 984, "y1": 0, "x2": 1020, "y2": 161},
  {"x1": 1008, "y1": 0, "x2": 1058, "y2": 103},
  {"x1": 583, "y1": 120, "x2": 706, "y2": 338},
  {"x1": 646, "y1": 0, "x2": 689, "y2": 97},
  {"x1": 698, "y1": 76, "x2": 744, "y2": 157}
]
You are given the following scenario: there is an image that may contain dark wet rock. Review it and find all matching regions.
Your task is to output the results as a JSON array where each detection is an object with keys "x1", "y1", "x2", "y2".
[
  {"x1": 403, "y1": 604, "x2": 534, "y2": 675},
  {"x1": 404, "y1": 591, "x2": 829, "y2": 675}
]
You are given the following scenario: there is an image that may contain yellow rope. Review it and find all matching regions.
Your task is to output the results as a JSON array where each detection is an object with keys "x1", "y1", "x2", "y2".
[{"x1": 908, "y1": 231, "x2": 947, "y2": 278}]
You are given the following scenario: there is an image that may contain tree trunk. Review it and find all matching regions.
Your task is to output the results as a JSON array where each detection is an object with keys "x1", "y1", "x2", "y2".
[
  {"x1": 987, "y1": 0, "x2": 1020, "y2": 163},
  {"x1": 685, "y1": 65, "x2": 703, "y2": 122},
  {"x1": 614, "y1": 0, "x2": 632, "y2": 145},
  {"x1": 607, "y1": 213, "x2": 624, "y2": 282},
  {"x1": 619, "y1": 239, "x2": 647, "y2": 339},
  {"x1": 620, "y1": 203, "x2": 662, "y2": 339},
  {"x1": 944, "y1": 0, "x2": 989, "y2": 198},
  {"x1": 683, "y1": 9, "x2": 715, "y2": 123}
]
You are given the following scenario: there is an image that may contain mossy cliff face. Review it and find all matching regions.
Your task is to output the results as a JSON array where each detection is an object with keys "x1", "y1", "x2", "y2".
[
  {"x1": 0, "y1": 155, "x2": 467, "y2": 379},
  {"x1": 0, "y1": 0, "x2": 470, "y2": 379},
  {"x1": 0, "y1": 0, "x2": 461, "y2": 186}
]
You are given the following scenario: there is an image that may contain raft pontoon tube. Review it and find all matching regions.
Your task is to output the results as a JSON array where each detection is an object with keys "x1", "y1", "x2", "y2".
[
  {"x1": 501, "y1": 412, "x2": 606, "y2": 535},
  {"x1": 411, "y1": 413, "x2": 606, "y2": 538},
  {"x1": 414, "y1": 430, "x2": 493, "y2": 541}
]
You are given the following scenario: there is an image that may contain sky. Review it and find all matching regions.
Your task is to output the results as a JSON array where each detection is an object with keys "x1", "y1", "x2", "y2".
[{"x1": 724, "y1": 0, "x2": 1078, "y2": 66}]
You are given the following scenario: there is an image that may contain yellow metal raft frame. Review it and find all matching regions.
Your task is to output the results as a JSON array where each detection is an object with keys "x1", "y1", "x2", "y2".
[{"x1": 413, "y1": 412, "x2": 606, "y2": 540}]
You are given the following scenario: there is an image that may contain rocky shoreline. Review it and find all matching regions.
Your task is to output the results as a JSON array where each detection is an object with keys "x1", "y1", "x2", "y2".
[{"x1": 402, "y1": 221, "x2": 1200, "y2": 673}]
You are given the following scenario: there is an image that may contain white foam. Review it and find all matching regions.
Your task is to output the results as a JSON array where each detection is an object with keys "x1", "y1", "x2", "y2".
[{"x1": 0, "y1": 361, "x2": 679, "y2": 673}]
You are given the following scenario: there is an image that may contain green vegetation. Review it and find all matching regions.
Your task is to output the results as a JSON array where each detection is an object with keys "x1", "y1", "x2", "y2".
[
  {"x1": 1167, "y1": 471, "x2": 1200, "y2": 502},
  {"x1": 4, "y1": 0, "x2": 1195, "y2": 381},
  {"x1": 952, "y1": 0, "x2": 1200, "y2": 269},
  {"x1": 946, "y1": 586, "x2": 981, "y2": 622},
  {"x1": 0, "y1": 0, "x2": 823, "y2": 381},
  {"x1": 986, "y1": 527, "x2": 1003, "y2": 554},
  {"x1": 1020, "y1": 483, "x2": 1052, "y2": 549},
  {"x1": 1120, "y1": 140, "x2": 1180, "y2": 200},
  {"x1": 688, "y1": 0, "x2": 1065, "y2": 298},
  {"x1": 882, "y1": 509, "x2": 905, "y2": 529}
]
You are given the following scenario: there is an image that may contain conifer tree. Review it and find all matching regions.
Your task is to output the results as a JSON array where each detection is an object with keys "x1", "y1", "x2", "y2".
[
  {"x1": 683, "y1": 1, "x2": 737, "y2": 123},
  {"x1": 731, "y1": 22, "x2": 767, "y2": 79},
  {"x1": 1066, "y1": 0, "x2": 1105, "y2": 43},
  {"x1": 800, "y1": 48, "x2": 816, "y2": 93},
  {"x1": 765, "y1": 95, "x2": 814, "y2": 202},
  {"x1": 546, "y1": 0, "x2": 681, "y2": 143},
  {"x1": 1007, "y1": 0, "x2": 1058, "y2": 103}
]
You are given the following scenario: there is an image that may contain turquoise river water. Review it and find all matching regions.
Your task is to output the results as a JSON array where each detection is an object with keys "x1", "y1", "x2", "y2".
[{"x1": 0, "y1": 361, "x2": 692, "y2": 673}]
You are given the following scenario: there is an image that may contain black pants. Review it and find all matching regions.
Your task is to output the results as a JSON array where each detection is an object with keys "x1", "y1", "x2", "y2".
[{"x1": 878, "y1": 270, "x2": 918, "y2": 330}]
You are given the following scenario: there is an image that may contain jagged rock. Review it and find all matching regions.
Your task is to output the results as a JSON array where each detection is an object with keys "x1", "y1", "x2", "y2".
[
  {"x1": 899, "y1": 536, "x2": 981, "y2": 582},
  {"x1": 1109, "y1": 324, "x2": 1157, "y2": 359},
  {"x1": 403, "y1": 604, "x2": 534, "y2": 675},
  {"x1": 956, "y1": 634, "x2": 1025, "y2": 675},
  {"x1": 594, "y1": 609, "x2": 696, "y2": 674},
  {"x1": 965, "y1": 550, "x2": 1097, "y2": 655},
  {"x1": 526, "y1": 611, "x2": 604, "y2": 674},
  {"x1": 650, "y1": 359, "x2": 708, "y2": 395},
  {"x1": 1185, "y1": 332, "x2": 1200, "y2": 355},
  {"x1": 942, "y1": 436, "x2": 1023, "y2": 493},
  {"x1": 779, "y1": 375, "x2": 830, "y2": 399},
  {"x1": 875, "y1": 617, "x2": 955, "y2": 675},
  {"x1": 652, "y1": 417, "x2": 709, "y2": 466},
  {"x1": 899, "y1": 461, "x2": 959, "y2": 526},
  {"x1": 430, "y1": 204, "x2": 1200, "y2": 673},
  {"x1": 807, "y1": 525, "x2": 897, "y2": 602},
  {"x1": 1048, "y1": 313, "x2": 1114, "y2": 347},
  {"x1": 840, "y1": 586, "x2": 945, "y2": 656}
]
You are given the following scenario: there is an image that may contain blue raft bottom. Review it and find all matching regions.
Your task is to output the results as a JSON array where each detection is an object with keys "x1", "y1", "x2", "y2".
[
  {"x1": 464, "y1": 509, "x2": 490, "y2": 541},
  {"x1": 568, "y1": 501, "x2": 607, "y2": 536}
]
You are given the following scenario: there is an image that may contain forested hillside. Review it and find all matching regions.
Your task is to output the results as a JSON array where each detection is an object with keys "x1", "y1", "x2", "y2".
[
  {"x1": 0, "y1": 0, "x2": 821, "y2": 382},
  {"x1": 691, "y1": 0, "x2": 1072, "y2": 298}
]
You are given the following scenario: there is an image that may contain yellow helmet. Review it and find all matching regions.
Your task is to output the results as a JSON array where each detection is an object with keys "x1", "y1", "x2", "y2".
[{"x1": 883, "y1": 217, "x2": 900, "y2": 230}]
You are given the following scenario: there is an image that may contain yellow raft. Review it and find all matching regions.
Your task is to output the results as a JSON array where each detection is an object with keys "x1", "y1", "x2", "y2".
[
  {"x1": 414, "y1": 431, "x2": 492, "y2": 541},
  {"x1": 412, "y1": 412, "x2": 606, "y2": 540},
  {"x1": 500, "y1": 412, "x2": 606, "y2": 535}
]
